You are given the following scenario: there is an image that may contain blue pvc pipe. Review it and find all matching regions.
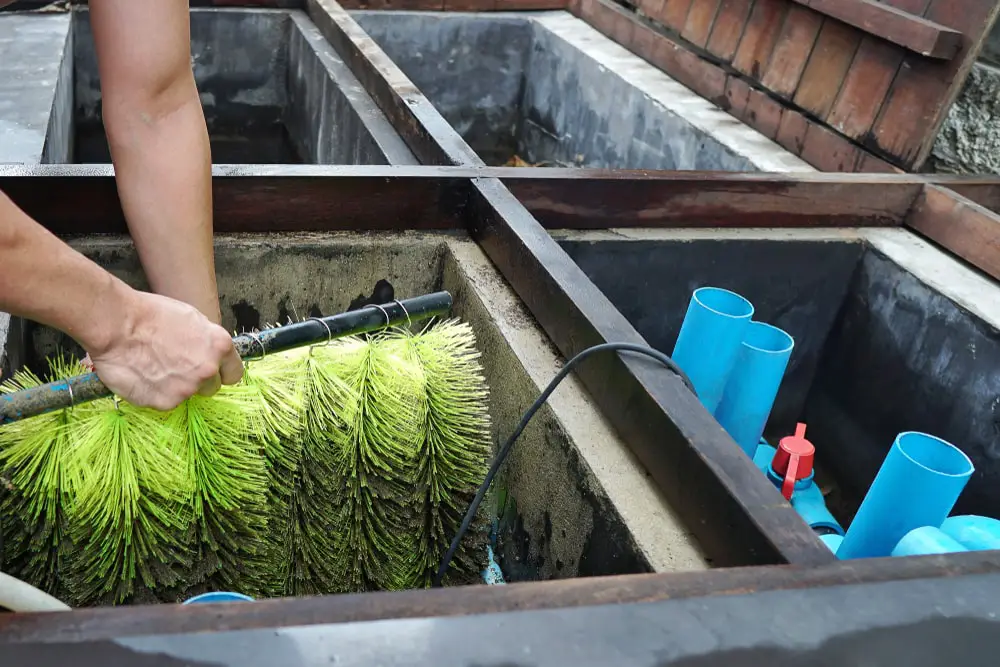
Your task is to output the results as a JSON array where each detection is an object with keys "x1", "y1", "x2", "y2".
[
  {"x1": 714, "y1": 322, "x2": 794, "y2": 457},
  {"x1": 820, "y1": 534, "x2": 844, "y2": 554},
  {"x1": 753, "y1": 443, "x2": 777, "y2": 475},
  {"x1": 837, "y1": 432, "x2": 974, "y2": 560},
  {"x1": 671, "y1": 287, "x2": 753, "y2": 413},
  {"x1": 183, "y1": 592, "x2": 254, "y2": 604},
  {"x1": 791, "y1": 483, "x2": 845, "y2": 536},
  {"x1": 891, "y1": 526, "x2": 969, "y2": 557},
  {"x1": 940, "y1": 515, "x2": 1000, "y2": 551}
]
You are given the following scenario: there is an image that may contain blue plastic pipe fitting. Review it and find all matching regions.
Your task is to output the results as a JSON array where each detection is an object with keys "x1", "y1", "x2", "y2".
[
  {"x1": 837, "y1": 432, "x2": 974, "y2": 560},
  {"x1": 891, "y1": 526, "x2": 969, "y2": 557},
  {"x1": 940, "y1": 515, "x2": 1000, "y2": 551},
  {"x1": 714, "y1": 321, "x2": 794, "y2": 457},
  {"x1": 183, "y1": 592, "x2": 254, "y2": 604},
  {"x1": 671, "y1": 287, "x2": 753, "y2": 413},
  {"x1": 791, "y1": 483, "x2": 844, "y2": 536}
]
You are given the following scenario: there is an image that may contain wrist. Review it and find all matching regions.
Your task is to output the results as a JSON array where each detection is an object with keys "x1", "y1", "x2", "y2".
[{"x1": 77, "y1": 272, "x2": 140, "y2": 358}]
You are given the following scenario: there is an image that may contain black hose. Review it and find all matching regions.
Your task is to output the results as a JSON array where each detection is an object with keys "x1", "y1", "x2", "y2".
[{"x1": 431, "y1": 342, "x2": 696, "y2": 587}]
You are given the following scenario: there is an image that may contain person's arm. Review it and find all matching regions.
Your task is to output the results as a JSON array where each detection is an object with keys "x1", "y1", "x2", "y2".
[
  {"x1": 0, "y1": 192, "x2": 241, "y2": 410},
  {"x1": 89, "y1": 0, "x2": 221, "y2": 324}
]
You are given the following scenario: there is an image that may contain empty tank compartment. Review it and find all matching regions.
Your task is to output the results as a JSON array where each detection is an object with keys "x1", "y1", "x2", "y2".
[
  {"x1": 554, "y1": 227, "x2": 1000, "y2": 551},
  {"x1": 0, "y1": 231, "x2": 707, "y2": 607},
  {"x1": 351, "y1": 10, "x2": 809, "y2": 172},
  {"x1": 42, "y1": 8, "x2": 415, "y2": 165}
]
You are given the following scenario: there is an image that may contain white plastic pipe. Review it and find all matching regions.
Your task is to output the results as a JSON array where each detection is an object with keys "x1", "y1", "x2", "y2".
[{"x1": 0, "y1": 570, "x2": 70, "y2": 612}]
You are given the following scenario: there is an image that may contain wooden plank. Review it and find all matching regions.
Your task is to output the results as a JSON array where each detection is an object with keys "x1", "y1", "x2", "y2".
[
  {"x1": 760, "y1": 4, "x2": 824, "y2": 97},
  {"x1": 871, "y1": 0, "x2": 1000, "y2": 169},
  {"x1": 3, "y1": 552, "x2": 999, "y2": 643},
  {"x1": 502, "y1": 172, "x2": 920, "y2": 228},
  {"x1": 732, "y1": 0, "x2": 789, "y2": 79},
  {"x1": 659, "y1": 0, "x2": 694, "y2": 31},
  {"x1": 792, "y1": 0, "x2": 963, "y2": 60},
  {"x1": 792, "y1": 18, "x2": 861, "y2": 119},
  {"x1": 799, "y1": 122, "x2": 863, "y2": 172},
  {"x1": 681, "y1": 0, "x2": 723, "y2": 47},
  {"x1": 775, "y1": 107, "x2": 810, "y2": 155},
  {"x1": 721, "y1": 74, "x2": 753, "y2": 116},
  {"x1": 742, "y1": 87, "x2": 784, "y2": 139},
  {"x1": 907, "y1": 185, "x2": 1000, "y2": 281},
  {"x1": 826, "y1": 34, "x2": 904, "y2": 141},
  {"x1": 596, "y1": 0, "x2": 728, "y2": 99},
  {"x1": 931, "y1": 180, "x2": 1000, "y2": 213},
  {"x1": 705, "y1": 0, "x2": 753, "y2": 62}
]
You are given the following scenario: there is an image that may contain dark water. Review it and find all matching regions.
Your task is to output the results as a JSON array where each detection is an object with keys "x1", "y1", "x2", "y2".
[{"x1": 73, "y1": 121, "x2": 305, "y2": 164}]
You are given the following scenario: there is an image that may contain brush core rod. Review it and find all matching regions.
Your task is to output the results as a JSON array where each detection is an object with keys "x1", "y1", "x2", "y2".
[{"x1": 0, "y1": 291, "x2": 453, "y2": 424}]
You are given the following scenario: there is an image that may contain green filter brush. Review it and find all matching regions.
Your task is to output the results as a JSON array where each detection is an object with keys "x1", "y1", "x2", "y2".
[
  {"x1": 0, "y1": 355, "x2": 90, "y2": 598},
  {"x1": 330, "y1": 334, "x2": 426, "y2": 593},
  {"x1": 163, "y1": 385, "x2": 271, "y2": 598},
  {"x1": 395, "y1": 320, "x2": 492, "y2": 588},
  {"x1": 258, "y1": 343, "x2": 359, "y2": 596},
  {"x1": 64, "y1": 397, "x2": 194, "y2": 605},
  {"x1": 0, "y1": 293, "x2": 497, "y2": 602}
]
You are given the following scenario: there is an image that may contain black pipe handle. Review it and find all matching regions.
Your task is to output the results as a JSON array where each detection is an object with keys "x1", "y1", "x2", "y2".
[{"x1": 0, "y1": 292, "x2": 452, "y2": 425}]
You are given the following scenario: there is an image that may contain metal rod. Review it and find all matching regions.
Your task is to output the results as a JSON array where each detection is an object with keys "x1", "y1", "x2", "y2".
[{"x1": 0, "y1": 292, "x2": 452, "y2": 425}]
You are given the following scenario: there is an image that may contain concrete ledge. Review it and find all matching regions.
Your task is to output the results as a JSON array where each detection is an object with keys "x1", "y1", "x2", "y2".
[{"x1": 0, "y1": 13, "x2": 71, "y2": 164}]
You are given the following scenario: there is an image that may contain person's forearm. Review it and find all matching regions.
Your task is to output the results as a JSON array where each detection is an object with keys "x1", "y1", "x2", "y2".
[
  {"x1": 102, "y1": 89, "x2": 220, "y2": 323},
  {"x1": 91, "y1": 0, "x2": 221, "y2": 325},
  {"x1": 0, "y1": 192, "x2": 132, "y2": 353}
]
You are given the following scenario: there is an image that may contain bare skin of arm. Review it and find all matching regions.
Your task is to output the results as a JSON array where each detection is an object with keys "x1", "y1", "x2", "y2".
[
  {"x1": 0, "y1": 192, "x2": 242, "y2": 411},
  {"x1": 0, "y1": 1, "x2": 240, "y2": 408},
  {"x1": 89, "y1": 0, "x2": 222, "y2": 324}
]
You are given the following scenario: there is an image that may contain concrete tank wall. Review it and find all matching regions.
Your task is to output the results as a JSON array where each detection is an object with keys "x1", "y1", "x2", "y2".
[{"x1": 353, "y1": 10, "x2": 811, "y2": 172}]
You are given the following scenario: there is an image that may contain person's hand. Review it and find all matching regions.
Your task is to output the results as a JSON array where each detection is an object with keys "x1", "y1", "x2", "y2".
[{"x1": 85, "y1": 288, "x2": 243, "y2": 411}]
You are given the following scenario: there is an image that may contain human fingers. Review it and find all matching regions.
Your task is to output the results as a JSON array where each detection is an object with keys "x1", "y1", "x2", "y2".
[
  {"x1": 196, "y1": 370, "x2": 223, "y2": 398},
  {"x1": 218, "y1": 342, "x2": 244, "y2": 386}
]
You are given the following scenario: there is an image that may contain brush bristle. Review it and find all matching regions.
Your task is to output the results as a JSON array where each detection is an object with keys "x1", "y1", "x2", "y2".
[
  {"x1": 0, "y1": 316, "x2": 496, "y2": 603},
  {"x1": 66, "y1": 400, "x2": 193, "y2": 605}
]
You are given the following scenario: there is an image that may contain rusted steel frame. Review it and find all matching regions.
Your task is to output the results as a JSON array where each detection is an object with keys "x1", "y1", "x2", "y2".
[
  {"x1": 0, "y1": 165, "x2": 926, "y2": 232},
  {"x1": 466, "y1": 176, "x2": 835, "y2": 568},
  {"x1": 3, "y1": 548, "x2": 998, "y2": 644},
  {"x1": 905, "y1": 184, "x2": 1000, "y2": 282},
  {"x1": 0, "y1": 167, "x2": 472, "y2": 234}
]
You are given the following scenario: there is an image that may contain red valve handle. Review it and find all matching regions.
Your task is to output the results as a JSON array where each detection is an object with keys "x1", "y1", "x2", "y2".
[{"x1": 782, "y1": 451, "x2": 800, "y2": 501}]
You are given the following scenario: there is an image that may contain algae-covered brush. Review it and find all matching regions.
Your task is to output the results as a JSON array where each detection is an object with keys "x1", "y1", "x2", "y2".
[
  {"x1": 66, "y1": 398, "x2": 193, "y2": 605},
  {"x1": 0, "y1": 355, "x2": 89, "y2": 596},
  {"x1": 398, "y1": 320, "x2": 492, "y2": 587},
  {"x1": 273, "y1": 343, "x2": 360, "y2": 596},
  {"x1": 331, "y1": 335, "x2": 425, "y2": 592},
  {"x1": 164, "y1": 386, "x2": 271, "y2": 596}
]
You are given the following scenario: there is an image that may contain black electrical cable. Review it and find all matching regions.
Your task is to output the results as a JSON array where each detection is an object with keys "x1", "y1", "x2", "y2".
[{"x1": 431, "y1": 342, "x2": 697, "y2": 588}]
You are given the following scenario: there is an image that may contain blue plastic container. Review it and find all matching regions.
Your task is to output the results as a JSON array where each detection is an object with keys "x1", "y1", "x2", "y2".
[
  {"x1": 671, "y1": 287, "x2": 754, "y2": 412},
  {"x1": 940, "y1": 515, "x2": 1000, "y2": 551},
  {"x1": 183, "y1": 591, "x2": 254, "y2": 605},
  {"x1": 837, "y1": 432, "x2": 974, "y2": 560},
  {"x1": 714, "y1": 322, "x2": 794, "y2": 457}
]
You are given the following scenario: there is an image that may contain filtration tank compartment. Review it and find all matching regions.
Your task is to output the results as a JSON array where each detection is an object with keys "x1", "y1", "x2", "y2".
[
  {"x1": 42, "y1": 8, "x2": 416, "y2": 165},
  {"x1": 351, "y1": 10, "x2": 809, "y2": 172},
  {"x1": 553, "y1": 225, "x2": 1000, "y2": 558},
  {"x1": 0, "y1": 230, "x2": 707, "y2": 607}
]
